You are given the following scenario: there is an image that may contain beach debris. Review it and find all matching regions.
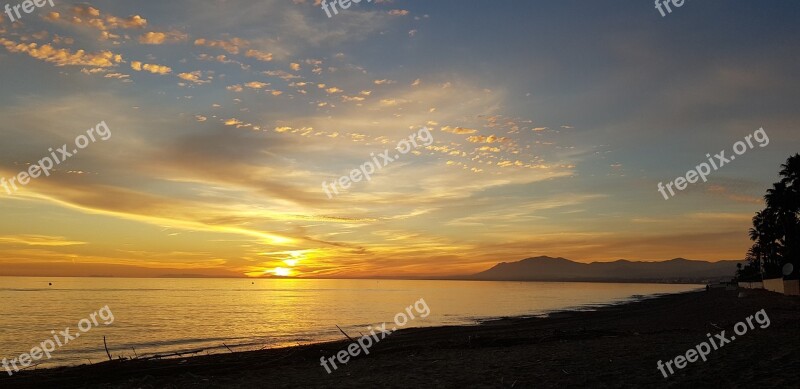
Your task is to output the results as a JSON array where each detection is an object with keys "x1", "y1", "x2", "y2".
[
  {"x1": 335, "y1": 324, "x2": 355, "y2": 342},
  {"x1": 138, "y1": 348, "x2": 206, "y2": 361},
  {"x1": 103, "y1": 336, "x2": 113, "y2": 361}
]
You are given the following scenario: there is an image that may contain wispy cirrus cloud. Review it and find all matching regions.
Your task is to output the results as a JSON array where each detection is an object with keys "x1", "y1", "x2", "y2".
[{"x1": 0, "y1": 235, "x2": 86, "y2": 246}]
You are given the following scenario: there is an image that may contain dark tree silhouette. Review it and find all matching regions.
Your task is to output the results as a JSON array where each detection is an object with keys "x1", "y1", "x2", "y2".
[{"x1": 743, "y1": 154, "x2": 800, "y2": 279}]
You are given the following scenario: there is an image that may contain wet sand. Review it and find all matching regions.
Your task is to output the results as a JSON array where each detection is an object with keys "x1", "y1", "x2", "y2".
[{"x1": 2, "y1": 288, "x2": 798, "y2": 388}]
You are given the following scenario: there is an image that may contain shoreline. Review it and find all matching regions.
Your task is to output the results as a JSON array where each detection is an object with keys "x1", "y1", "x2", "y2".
[
  {"x1": 2, "y1": 288, "x2": 797, "y2": 388},
  {"x1": 9, "y1": 288, "x2": 702, "y2": 371},
  {"x1": 478, "y1": 288, "x2": 703, "y2": 323}
]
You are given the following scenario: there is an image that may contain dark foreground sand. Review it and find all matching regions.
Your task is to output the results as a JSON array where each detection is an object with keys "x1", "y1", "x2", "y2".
[{"x1": 2, "y1": 288, "x2": 798, "y2": 388}]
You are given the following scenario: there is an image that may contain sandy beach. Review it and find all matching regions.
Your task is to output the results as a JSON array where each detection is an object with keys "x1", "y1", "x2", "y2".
[{"x1": 2, "y1": 287, "x2": 797, "y2": 388}]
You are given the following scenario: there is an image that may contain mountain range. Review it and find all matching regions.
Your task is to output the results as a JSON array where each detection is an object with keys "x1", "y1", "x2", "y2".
[{"x1": 467, "y1": 256, "x2": 742, "y2": 283}]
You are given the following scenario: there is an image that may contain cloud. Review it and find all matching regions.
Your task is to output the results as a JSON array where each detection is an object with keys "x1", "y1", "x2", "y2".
[
  {"x1": 262, "y1": 70, "x2": 299, "y2": 80},
  {"x1": 379, "y1": 98, "x2": 406, "y2": 106},
  {"x1": 466, "y1": 134, "x2": 507, "y2": 143},
  {"x1": 193, "y1": 37, "x2": 274, "y2": 62},
  {"x1": 178, "y1": 71, "x2": 210, "y2": 84},
  {"x1": 478, "y1": 146, "x2": 501, "y2": 152},
  {"x1": 0, "y1": 38, "x2": 122, "y2": 67},
  {"x1": 245, "y1": 81, "x2": 270, "y2": 89},
  {"x1": 224, "y1": 118, "x2": 243, "y2": 126},
  {"x1": 105, "y1": 15, "x2": 148, "y2": 29},
  {"x1": 0, "y1": 235, "x2": 86, "y2": 246},
  {"x1": 706, "y1": 185, "x2": 763, "y2": 204},
  {"x1": 81, "y1": 67, "x2": 107, "y2": 74},
  {"x1": 194, "y1": 38, "x2": 248, "y2": 54},
  {"x1": 104, "y1": 72, "x2": 130, "y2": 80},
  {"x1": 342, "y1": 95, "x2": 365, "y2": 102},
  {"x1": 131, "y1": 61, "x2": 172, "y2": 75},
  {"x1": 441, "y1": 126, "x2": 477, "y2": 135},
  {"x1": 71, "y1": 5, "x2": 101, "y2": 18},
  {"x1": 245, "y1": 49, "x2": 273, "y2": 62},
  {"x1": 139, "y1": 31, "x2": 188, "y2": 45},
  {"x1": 65, "y1": 5, "x2": 147, "y2": 32}
]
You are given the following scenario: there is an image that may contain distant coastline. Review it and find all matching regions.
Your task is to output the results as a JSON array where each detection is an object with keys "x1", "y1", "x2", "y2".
[{"x1": 463, "y1": 256, "x2": 741, "y2": 284}]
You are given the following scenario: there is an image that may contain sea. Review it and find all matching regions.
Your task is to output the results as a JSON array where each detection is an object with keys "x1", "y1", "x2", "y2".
[{"x1": 0, "y1": 277, "x2": 701, "y2": 368}]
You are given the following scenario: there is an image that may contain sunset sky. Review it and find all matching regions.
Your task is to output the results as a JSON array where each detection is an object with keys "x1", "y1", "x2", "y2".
[{"x1": 0, "y1": 1, "x2": 798, "y2": 278}]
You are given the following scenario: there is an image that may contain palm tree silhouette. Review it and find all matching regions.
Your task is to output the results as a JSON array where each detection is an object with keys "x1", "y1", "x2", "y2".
[{"x1": 745, "y1": 154, "x2": 800, "y2": 278}]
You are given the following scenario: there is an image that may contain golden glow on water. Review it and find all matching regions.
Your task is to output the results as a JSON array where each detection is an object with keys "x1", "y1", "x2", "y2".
[{"x1": 0, "y1": 277, "x2": 700, "y2": 368}]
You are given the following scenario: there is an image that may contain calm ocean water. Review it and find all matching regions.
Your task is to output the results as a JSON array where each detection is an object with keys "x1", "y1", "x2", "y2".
[{"x1": 0, "y1": 277, "x2": 700, "y2": 367}]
